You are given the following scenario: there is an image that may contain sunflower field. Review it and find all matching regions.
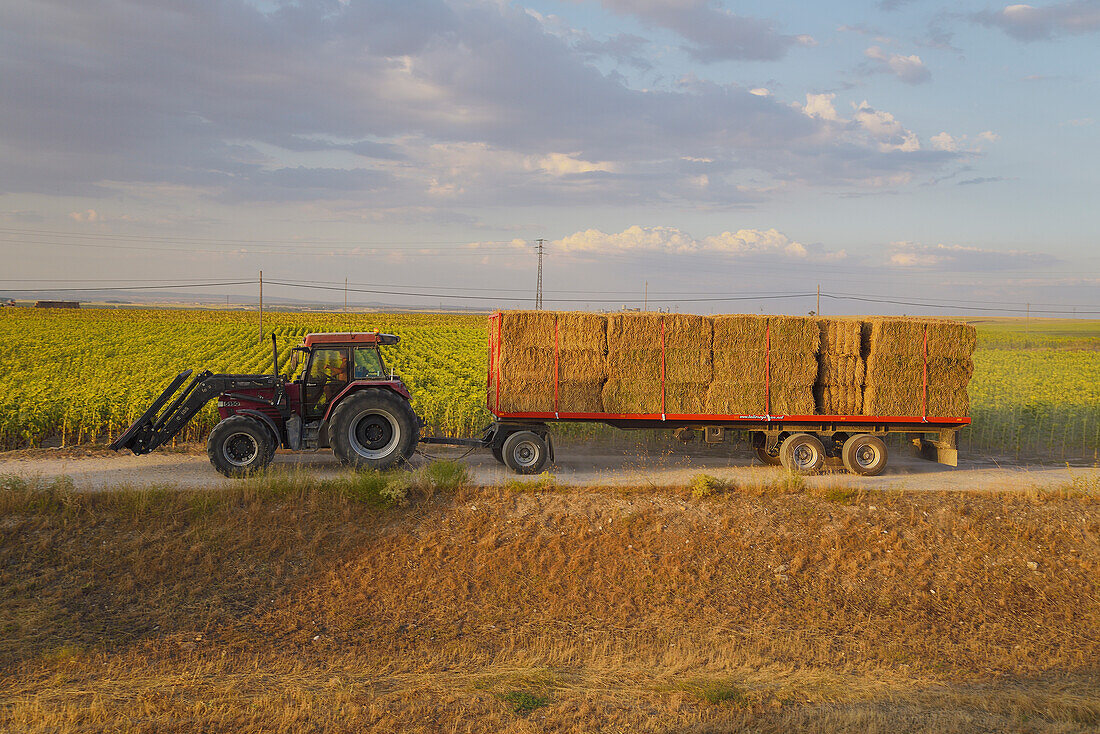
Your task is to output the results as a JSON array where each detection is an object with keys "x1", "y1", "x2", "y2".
[{"x1": 0, "y1": 308, "x2": 1096, "y2": 459}]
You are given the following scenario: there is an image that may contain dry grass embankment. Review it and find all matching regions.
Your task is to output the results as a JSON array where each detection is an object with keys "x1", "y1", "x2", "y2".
[{"x1": 0, "y1": 469, "x2": 1097, "y2": 732}]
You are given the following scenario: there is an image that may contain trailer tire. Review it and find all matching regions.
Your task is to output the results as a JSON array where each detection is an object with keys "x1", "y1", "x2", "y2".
[
  {"x1": 491, "y1": 443, "x2": 506, "y2": 465},
  {"x1": 502, "y1": 431, "x2": 549, "y2": 475},
  {"x1": 330, "y1": 390, "x2": 419, "y2": 470},
  {"x1": 207, "y1": 416, "x2": 275, "y2": 477},
  {"x1": 780, "y1": 433, "x2": 825, "y2": 474},
  {"x1": 754, "y1": 445, "x2": 783, "y2": 466},
  {"x1": 841, "y1": 434, "x2": 888, "y2": 476}
]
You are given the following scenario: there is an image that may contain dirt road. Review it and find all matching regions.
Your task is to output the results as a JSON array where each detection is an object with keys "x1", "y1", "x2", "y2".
[{"x1": 1, "y1": 443, "x2": 1094, "y2": 491}]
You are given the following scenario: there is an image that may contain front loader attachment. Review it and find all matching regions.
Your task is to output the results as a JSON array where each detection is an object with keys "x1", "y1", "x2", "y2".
[
  {"x1": 110, "y1": 369, "x2": 282, "y2": 455},
  {"x1": 109, "y1": 370, "x2": 201, "y2": 454}
]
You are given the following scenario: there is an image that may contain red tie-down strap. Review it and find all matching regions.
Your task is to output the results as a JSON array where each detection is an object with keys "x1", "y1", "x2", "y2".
[
  {"x1": 553, "y1": 315, "x2": 560, "y2": 416},
  {"x1": 494, "y1": 313, "x2": 502, "y2": 413},
  {"x1": 764, "y1": 321, "x2": 771, "y2": 418},
  {"x1": 922, "y1": 324, "x2": 929, "y2": 422},
  {"x1": 660, "y1": 318, "x2": 666, "y2": 419}
]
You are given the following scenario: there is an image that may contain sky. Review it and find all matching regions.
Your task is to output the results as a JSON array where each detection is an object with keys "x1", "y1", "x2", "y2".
[{"x1": 1, "y1": 0, "x2": 1098, "y2": 315}]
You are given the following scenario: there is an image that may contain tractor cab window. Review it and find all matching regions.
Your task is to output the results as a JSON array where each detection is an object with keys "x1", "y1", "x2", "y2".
[
  {"x1": 353, "y1": 347, "x2": 385, "y2": 379},
  {"x1": 304, "y1": 347, "x2": 349, "y2": 416}
]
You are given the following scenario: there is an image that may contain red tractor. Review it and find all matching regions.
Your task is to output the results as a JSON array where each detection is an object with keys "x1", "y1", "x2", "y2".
[{"x1": 110, "y1": 333, "x2": 420, "y2": 476}]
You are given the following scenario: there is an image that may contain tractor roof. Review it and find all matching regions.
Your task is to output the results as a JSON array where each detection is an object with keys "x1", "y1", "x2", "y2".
[{"x1": 302, "y1": 332, "x2": 399, "y2": 347}]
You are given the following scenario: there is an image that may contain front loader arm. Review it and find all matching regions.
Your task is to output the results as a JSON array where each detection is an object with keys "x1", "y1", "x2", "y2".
[{"x1": 109, "y1": 371, "x2": 279, "y2": 455}]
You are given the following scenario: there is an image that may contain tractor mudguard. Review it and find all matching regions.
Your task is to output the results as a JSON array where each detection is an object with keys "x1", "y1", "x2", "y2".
[
  {"x1": 236, "y1": 409, "x2": 284, "y2": 449},
  {"x1": 322, "y1": 381, "x2": 412, "y2": 423}
]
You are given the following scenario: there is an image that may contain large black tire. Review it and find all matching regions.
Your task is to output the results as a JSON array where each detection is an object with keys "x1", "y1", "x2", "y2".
[
  {"x1": 780, "y1": 433, "x2": 825, "y2": 474},
  {"x1": 841, "y1": 434, "x2": 888, "y2": 476},
  {"x1": 754, "y1": 445, "x2": 783, "y2": 466},
  {"x1": 329, "y1": 390, "x2": 418, "y2": 470},
  {"x1": 501, "y1": 431, "x2": 549, "y2": 475},
  {"x1": 207, "y1": 416, "x2": 276, "y2": 478}
]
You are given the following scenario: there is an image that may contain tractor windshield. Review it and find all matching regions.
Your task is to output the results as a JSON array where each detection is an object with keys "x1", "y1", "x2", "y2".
[{"x1": 353, "y1": 347, "x2": 385, "y2": 379}]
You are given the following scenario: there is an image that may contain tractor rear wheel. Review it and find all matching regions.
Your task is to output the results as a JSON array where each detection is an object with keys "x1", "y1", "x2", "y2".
[
  {"x1": 207, "y1": 416, "x2": 275, "y2": 477},
  {"x1": 330, "y1": 390, "x2": 418, "y2": 470}
]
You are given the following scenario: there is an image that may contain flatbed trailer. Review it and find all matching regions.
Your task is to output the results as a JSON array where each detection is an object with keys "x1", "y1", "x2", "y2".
[{"x1": 423, "y1": 313, "x2": 971, "y2": 476}]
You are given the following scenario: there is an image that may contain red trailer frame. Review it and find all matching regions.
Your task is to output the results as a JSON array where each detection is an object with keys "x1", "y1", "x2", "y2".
[{"x1": 483, "y1": 312, "x2": 969, "y2": 475}]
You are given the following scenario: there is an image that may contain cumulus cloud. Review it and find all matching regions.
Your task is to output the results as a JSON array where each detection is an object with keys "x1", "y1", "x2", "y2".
[
  {"x1": 972, "y1": 1, "x2": 1100, "y2": 41},
  {"x1": 930, "y1": 132, "x2": 958, "y2": 151},
  {"x1": 591, "y1": 0, "x2": 811, "y2": 61},
  {"x1": 69, "y1": 209, "x2": 100, "y2": 223},
  {"x1": 553, "y1": 225, "x2": 846, "y2": 260},
  {"x1": 864, "y1": 46, "x2": 932, "y2": 84},
  {"x1": 888, "y1": 242, "x2": 1057, "y2": 270}
]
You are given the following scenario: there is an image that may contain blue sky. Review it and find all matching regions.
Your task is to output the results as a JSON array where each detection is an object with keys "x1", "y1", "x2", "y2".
[{"x1": 1, "y1": 0, "x2": 1097, "y2": 314}]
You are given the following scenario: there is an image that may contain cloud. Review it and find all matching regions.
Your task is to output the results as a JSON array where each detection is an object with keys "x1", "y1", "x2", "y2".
[
  {"x1": 0, "y1": 0, "x2": 959, "y2": 210},
  {"x1": 864, "y1": 46, "x2": 932, "y2": 84},
  {"x1": 957, "y1": 176, "x2": 1008, "y2": 185},
  {"x1": 591, "y1": 0, "x2": 811, "y2": 61},
  {"x1": 553, "y1": 225, "x2": 846, "y2": 260},
  {"x1": 972, "y1": 1, "x2": 1100, "y2": 41},
  {"x1": 930, "y1": 132, "x2": 958, "y2": 151},
  {"x1": 572, "y1": 32, "x2": 653, "y2": 70},
  {"x1": 888, "y1": 242, "x2": 1056, "y2": 270},
  {"x1": 69, "y1": 209, "x2": 100, "y2": 223}
]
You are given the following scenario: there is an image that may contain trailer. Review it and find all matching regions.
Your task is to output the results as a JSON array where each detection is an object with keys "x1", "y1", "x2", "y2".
[{"x1": 424, "y1": 312, "x2": 970, "y2": 476}]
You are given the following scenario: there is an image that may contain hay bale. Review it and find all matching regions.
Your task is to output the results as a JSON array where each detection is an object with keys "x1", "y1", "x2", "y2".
[
  {"x1": 606, "y1": 313, "x2": 713, "y2": 385},
  {"x1": 499, "y1": 310, "x2": 607, "y2": 352},
  {"x1": 863, "y1": 384, "x2": 970, "y2": 417},
  {"x1": 859, "y1": 317, "x2": 977, "y2": 417},
  {"x1": 713, "y1": 351, "x2": 819, "y2": 384},
  {"x1": 814, "y1": 384, "x2": 863, "y2": 416},
  {"x1": 496, "y1": 377, "x2": 605, "y2": 413},
  {"x1": 493, "y1": 311, "x2": 608, "y2": 412},
  {"x1": 705, "y1": 382, "x2": 815, "y2": 416},
  {"x1": 817, "y1": 355, "x2": 865, "y2": 386},
  {"x1": 864, "y1": 318, "x2": 976, "y2": 360},
  {"x1": 817, "y1": 318, "x2": 864, "y2": 357},
  {"x1": 602, "y1": 379, "x2": 708, "y2": 414}
]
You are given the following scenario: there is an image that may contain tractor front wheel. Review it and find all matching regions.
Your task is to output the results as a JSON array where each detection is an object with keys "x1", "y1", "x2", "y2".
[
  {"x1": 207, "y1": 416, "x2": 276, "y2": 477},
  {"x1": 329, "y1": 390, "x2": 419, "y2": 470}
]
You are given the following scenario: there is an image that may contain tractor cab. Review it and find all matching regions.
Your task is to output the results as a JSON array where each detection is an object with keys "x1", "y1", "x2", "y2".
[{"x1": 289, "y1": 332, "x2": 401, "y2": 419}]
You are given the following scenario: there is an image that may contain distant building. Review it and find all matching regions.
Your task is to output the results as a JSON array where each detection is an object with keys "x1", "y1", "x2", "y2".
[{"x1": 34, "y1": 301, "x2": 81, "y2": 309}]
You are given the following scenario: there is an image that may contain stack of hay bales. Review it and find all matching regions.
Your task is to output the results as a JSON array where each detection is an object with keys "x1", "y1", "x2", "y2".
[
  {"x1": 862, "y1": 318, "x2": 976, "y2": 417},
  {"x1": 706, "y1": 315, "x2": 818, "y2": 415},
  {"x1": 814, "y1": 318, "x2": 865, "y2": 415},
  {"x1": 602, "y1": 313, "x2": 712, "y2": 413},
  {"x1": 493, "y1": 311, "x2": 607, "y2": 413}
]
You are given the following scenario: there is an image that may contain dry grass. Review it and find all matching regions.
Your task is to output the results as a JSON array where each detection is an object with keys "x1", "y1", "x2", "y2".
[{"x1": 1, "y1": 472, "x2": 1097, "y2": 732}]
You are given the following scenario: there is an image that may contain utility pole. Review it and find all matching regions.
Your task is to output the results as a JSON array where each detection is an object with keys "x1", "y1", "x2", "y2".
[
  {"x1": 258, "y1": 270, "x2": 263, "y2": 342},
  {"x1": 344, "y1": 277, "x2": 348, "y2": 313},
  {"x1": 535, "y1": 238, "x2": 545, "y2": 310},
  {"x1": 644, "y1": 281, "x2": 648, "y2": 311},
  {"x1": 1026, "y1": 302, "x2": 1030, "y2": 344},
  {"x1": 816, "y1": 284, "x2": 820, "y2": 316}
]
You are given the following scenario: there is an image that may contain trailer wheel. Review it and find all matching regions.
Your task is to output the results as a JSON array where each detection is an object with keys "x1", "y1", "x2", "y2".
[
  {"x1": 780, "y1": 433, "x2": 825, "y2": 474},
  {"x1": 491, "y1": 443, "x2": 506, "y2": 465},
  {"x1": 207, "y1": 416, "x2": 275, "y2": 477},
  {"x1": 841, "y1": 434, "x2": 888, "y2": 476},
  {"x1": 330, "y1": 390, "x2": 419, "y2": 470},
  {"x1": 754, "y1": 446, "x2": 783, "y2": 466},
  {"x1": 501, "y1": 431, "x2": 549, "y2": 475}
]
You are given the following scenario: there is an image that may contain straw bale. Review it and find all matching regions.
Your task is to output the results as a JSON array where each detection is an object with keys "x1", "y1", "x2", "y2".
[
  {"x1": 606, "y1": 312, "x2": 711, "y2": 351},
  {"x1": 498, "y1": 310, "x2": 607, "y2": 352},
  {"x1": 863, "y1": 384, "x2": 970, "y2": 417},
  {"x1": 606, "y1": 348, "x2": 712, "y2": 383},
  {"x1": 500, "y1": 347, "x2": 608, "y2": 380},
  {"x1": 601, "y1": 379, "x2": 709, "y2": 414},
  {"x1": 713, "y1": 351, "x2": 818, "y2": 384},
  {"x1": 814, "y1": 385, "x2": 863, "y2": 416},
  {"x1": 711, "y1": 315, "x2": 768, "y2": 348},
  {"x1": 864, "y1": 318, "x2": 976, "y2": 360},
  {"x1": 817, "y1": 355, "x2": 865, "y2": 386},
  {"x1": 705, "y1": 381, "x2": 815, "y2": 416},
  {"x1": 766, "y1": 315, "x2": 819, "y2": 352},
  {"x1": 495, "y1": 377, "x2": 605, "y2": 413},
  {"x1": 864, "y1": 357, "x2": 974, "y2": 391},
  {"x1": 817, "y1": 318, "x2": 864, "y2": 357}
]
